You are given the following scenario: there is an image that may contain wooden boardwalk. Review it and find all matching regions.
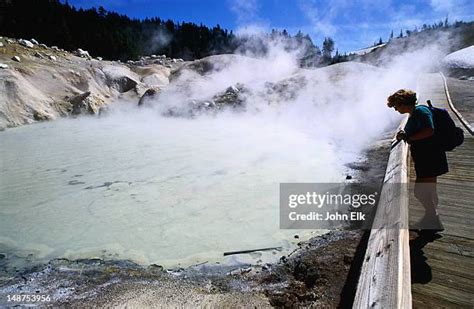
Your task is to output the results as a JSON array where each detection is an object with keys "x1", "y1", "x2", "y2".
[{"x1": 409, "y1": 73, "x2": 474, "y2": 308}]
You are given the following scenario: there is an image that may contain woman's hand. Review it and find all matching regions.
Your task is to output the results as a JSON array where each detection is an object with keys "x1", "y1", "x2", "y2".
[{"x1": 396, "y1": 130, "x2": 408, "y2": 141}]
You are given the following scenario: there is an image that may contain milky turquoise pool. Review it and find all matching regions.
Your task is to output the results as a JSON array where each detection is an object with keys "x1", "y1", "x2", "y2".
[{"x1": 0, "y1": 111, "x2": 345, "y2": 268}]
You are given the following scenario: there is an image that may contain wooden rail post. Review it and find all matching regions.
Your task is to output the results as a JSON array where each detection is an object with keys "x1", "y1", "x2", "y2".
[{"x1": 353, "y1": 117, "x2": 412, "y2": 309}]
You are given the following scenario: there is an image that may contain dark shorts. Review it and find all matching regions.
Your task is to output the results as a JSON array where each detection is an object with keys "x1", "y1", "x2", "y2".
[{"x1": 410, "y1": 140, "x2": 449, "y2": 178}]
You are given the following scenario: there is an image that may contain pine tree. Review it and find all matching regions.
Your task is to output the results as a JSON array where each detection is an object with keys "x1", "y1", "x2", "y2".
[
  {"x1": 398, "y1": 29, "x2": 403, "y2": 38},
  {"x1": 322, "y1": 37, "x2": 335, "y2": 61}
]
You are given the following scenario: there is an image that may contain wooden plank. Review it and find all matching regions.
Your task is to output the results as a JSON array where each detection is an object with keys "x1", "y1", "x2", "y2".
[
  {"x1": 410, "y1": 73, "x2": 474, "y2": 308},
  {"x1": 412, "y1": 291, "x2": 462, "y2": 309},
  {"x1": 353, "y1": 118, "x2": 412, "y2": 309},
  {"x1": 412, "y1": 281, "x2": 472, "y2": 306}
]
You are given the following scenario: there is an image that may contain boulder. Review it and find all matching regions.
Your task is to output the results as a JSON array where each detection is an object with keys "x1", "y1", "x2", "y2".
[
  {"x1": 30, "y1": 38, "x2": 39, "y2": 45},
  {"x1": 12, "y1": 56, "x2": 21, "y2": 62},
  {"x1": 33, "y1": 110, "x2": 51, "y2": 121},
  {"x1": 51, "y1": 46, "x2": 60, "y2": 51},
  {"x1": 138, "y1": 88, "x2": 158, "y2": 106},
  {"x1": 213, "y1": 85, "x2": 244, "y2": 108},
  {"x1": 19, "y1": 39, "x2": 34, "y2": 48},
  {"x1": 74, "y1": 48, "x2": 91, "y2": 59},
  {"x1": 34, "y1": 52, "x2": 45, "y2": 59},
  {"x1": 69, "y1": 92, "x2": 103, "y2": 115},
  {"x1": 96, "y1": 57, "x2": 103, "y2": 61},
  {"x1": 70, "y1": 91, "x2": 92, "y2": 115},
  {"x1": 0, "y1": 63, "x2": 8, "y2": 69},
  {"x1": 114, "y1": 76, "x2": 137, "y2": 93},
  {"x1": 49, "y1": 55, "x2": 57, "y2": 61},
  {"x1": 102, "y1": 65, "x2": 139, "y2": 93},
  {"x1": 39, "y1": 43, "x2": 47, "y2": 49}
]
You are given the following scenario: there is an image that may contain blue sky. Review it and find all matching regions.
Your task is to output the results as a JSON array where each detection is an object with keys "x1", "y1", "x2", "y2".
[{"x1": 66, "y1": 0, "x2": 474, "y2": 53}]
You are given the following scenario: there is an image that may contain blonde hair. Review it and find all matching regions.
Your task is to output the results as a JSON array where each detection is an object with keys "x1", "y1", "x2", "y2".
[{"x1": 387, "y1": 89, "x2": 417, "y2": 107}]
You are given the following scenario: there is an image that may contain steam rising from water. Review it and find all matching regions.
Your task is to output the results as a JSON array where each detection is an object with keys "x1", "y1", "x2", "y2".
[{"x1": 0, "y1": 36, "x2": 450, "y2": 268}]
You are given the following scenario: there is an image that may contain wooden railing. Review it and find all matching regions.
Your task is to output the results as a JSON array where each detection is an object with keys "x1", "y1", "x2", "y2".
[
  {"x1": 353, "y1": 117, "x2": 412, "y2": 309},
  {"x1": 440, "y1": 72, "x2": 474, "y2": 135}
]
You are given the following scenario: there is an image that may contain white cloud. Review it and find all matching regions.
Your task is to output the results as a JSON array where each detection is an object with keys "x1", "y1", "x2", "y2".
[
  {"x1": 229, "y1": 0, "x2": 260, "y2": 24},
  {"x1": 297, "y1": 0, "x2": 349, "y2": 37}
]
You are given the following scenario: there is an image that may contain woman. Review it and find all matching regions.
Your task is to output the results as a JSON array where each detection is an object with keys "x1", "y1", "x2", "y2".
[{"x1": 387, "y1": 89, "x2": 447, "y2": 232}]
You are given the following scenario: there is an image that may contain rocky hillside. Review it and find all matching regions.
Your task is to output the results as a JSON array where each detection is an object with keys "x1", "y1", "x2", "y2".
[
  {"x1": 350, "y1": 21, "x2": 474, "y2": 68},
  {"x1": 0, "y1": 35, "x2": 390, "y2": 132},
  {"x1": 0, "y1": 37, "x2": 184, "y2": 130}
]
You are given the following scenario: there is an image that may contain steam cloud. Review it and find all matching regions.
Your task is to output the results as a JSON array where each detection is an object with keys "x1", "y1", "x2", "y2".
[{"x1": 104, "y1": 29, "x2": 454, "y2": 183}]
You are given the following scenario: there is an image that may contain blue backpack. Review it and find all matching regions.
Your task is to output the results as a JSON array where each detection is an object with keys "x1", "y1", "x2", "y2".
[{"x1": 426, "y1": 100, "x2": 464, "y2": 151}]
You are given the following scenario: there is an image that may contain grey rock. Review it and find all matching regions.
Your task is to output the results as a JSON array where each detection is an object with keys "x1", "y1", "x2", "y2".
[
  {"x1": 49, "y1": 55, "x2": 57, "y2": 61},
  {"x1": 69, "y1": 91, "x2": 92, "y2": 115},
  {"x1": 12, "y1": 56, "x2": 21, "y2": 62},
  {"x1": 115, "y1": 76, "x2": 137, "y2": 93},
  {"x1": 34, "y1": 52, "x2": 45, "y2": 59},
  {"x1": 138, "y1": 88, "x2": 158, "y2": 106},
  {"x1": 19, "y1": 39, "x2": 34, "y2": 48},
  {"x1": 30, "y1": 38, "x2": 39, "y2": 45},
  {"x1": 74, "y1": 48, "x2": 91, "y2": 58},
  {"x1": 39, "y1": 43, "x2": 48, "y2": 49},
  {"x1": 211, "y1": 84, "x2": 246, "y2": 108},
  {"x1": 0, "y1": 63, "x2": 8, "y2": 69},
  {"x1": 33, "y1": 110, "x2": 51, "y2": 121}
]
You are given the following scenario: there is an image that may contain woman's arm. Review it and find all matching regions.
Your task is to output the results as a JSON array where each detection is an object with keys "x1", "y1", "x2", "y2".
[
  {"x1": 396, "y1": 127, "x2": 434, "y2": 143},
  {"x1": 407, "y1": 127, "x2": 434, "y2": 142}
]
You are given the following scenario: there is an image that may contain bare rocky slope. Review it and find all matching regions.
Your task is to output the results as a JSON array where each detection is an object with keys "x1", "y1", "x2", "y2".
[
  {"x1": 0, "y1": 36, "x2": 384, "y2": 130},
  {"x1": 0, "y1": 37, "x2": 182, "y2": 130}
]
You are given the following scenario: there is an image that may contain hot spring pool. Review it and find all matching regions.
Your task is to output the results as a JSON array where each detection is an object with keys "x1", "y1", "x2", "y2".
[{"x1": 0, "y1": 111, "x2": 345, "y2": 268}]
